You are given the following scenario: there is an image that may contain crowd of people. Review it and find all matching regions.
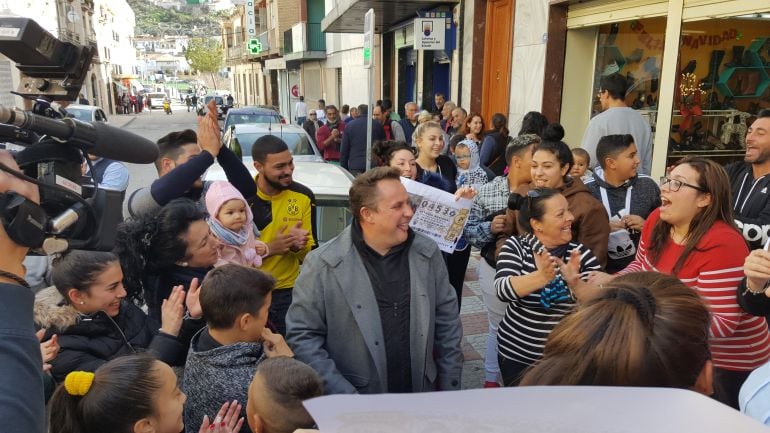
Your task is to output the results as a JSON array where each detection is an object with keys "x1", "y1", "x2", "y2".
[{"x1": 5, "y1": 75, "x2": 770, "y2": 432}]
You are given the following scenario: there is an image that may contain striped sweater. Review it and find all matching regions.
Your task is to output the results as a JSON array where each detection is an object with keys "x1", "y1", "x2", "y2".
[
  {"x1": 494, "y1": 234, "x2": 601, "y2": 366},
  {"x1": 619, "y1": 209, "x2": 770, "y2": 371}
]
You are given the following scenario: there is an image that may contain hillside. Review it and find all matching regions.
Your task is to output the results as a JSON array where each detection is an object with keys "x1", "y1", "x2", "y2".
[{"x1": 128, "y1": 0, "x2": 229, "y2": 37}]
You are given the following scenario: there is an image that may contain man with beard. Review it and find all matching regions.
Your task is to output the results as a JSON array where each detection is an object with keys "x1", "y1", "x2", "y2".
[
  {"x1": 286, "y1": 167, "x2": 463, "y2": 395},
  {"x1": 249, "y1": 135, "x2": 317, "y2": 336},
  {"x1": 727, "y1": 110, "x2": 770, "y2": 250},
  {"x1": 127, "y1": 100, "x2": 256, "y2": 217},
  {"x1": 315, "y1": 105, "x2": 346, "y2": 163}
]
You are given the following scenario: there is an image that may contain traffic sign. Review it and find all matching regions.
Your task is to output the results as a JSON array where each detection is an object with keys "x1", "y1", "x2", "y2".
[
  {"x1": 363, "y1": 9, "x2": 374, "y2": 69},
  {"x1": 248, "y1": 38, "x2": 262, "y2": 54}
]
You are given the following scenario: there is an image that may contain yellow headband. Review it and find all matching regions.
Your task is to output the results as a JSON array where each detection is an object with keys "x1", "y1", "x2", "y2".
[{"x1": 64, "y1": 371, "x2": 95, "y2": 396}]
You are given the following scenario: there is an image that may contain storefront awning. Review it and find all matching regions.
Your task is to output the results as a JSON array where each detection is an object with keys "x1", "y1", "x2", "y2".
[{"x1": 322, "y1": 0, "x2": 459, "y2": 33}]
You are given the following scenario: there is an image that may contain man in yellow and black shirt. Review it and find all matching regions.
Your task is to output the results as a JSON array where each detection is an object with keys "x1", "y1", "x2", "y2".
[{"x1": 249, "y1": 135, "x2": 316, "y2": 335}]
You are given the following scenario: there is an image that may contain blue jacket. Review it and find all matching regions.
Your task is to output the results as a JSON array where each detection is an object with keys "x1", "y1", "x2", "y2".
[
  {"x1": 0, "y1": 282, "x2": 44, "y2": 433},
  {"x1": 340, "y1": 117, "x2": 385, "y2": 172}
]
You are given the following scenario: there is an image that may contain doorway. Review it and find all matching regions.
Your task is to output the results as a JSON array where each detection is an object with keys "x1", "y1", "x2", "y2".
[{"x1": 481, "y1": 0, "x2": 514, "y2": 122}]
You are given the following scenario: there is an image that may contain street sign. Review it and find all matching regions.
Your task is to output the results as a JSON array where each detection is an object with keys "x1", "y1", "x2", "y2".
[
  {"x1": 246, "y1": 0, "x2": 256, "y2": 38},
  {"x1": 248, "y1": 38, "x2": 262, "y2": 55},
  {"x1": 414, "y1": 17, "x2": 446, "y2": 50},
  {"x1": 363, "y1": 9, "x2": 374, "y2": 69}
]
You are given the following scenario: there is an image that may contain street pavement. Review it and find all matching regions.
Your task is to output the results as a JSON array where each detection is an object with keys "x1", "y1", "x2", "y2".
[{"x1": 115, "y1": 107, "x2": 490, "y2": 390}]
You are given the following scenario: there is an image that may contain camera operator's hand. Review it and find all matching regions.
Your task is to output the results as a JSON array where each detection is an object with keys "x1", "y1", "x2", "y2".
[
  {"x1": 197, "y1": 100, "x2": 222, "y2": 158},
  {"x1": 0, "y1": 150, "x2": 40, "y2": 282},
  {"x1": 0, "y1": 150, "x2": 39, "y2": 205}
]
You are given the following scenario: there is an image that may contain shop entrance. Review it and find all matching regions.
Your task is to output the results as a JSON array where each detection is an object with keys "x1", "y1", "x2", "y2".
[
  {"x1": 481, "y1": 0, "x2": 514, "y2": 122},
  {"x1": 397, "y1": 48, "x2": 416, "y2": 117}
]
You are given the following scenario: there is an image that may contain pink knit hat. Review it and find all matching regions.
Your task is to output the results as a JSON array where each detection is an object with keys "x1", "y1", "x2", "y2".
[{"x1": 204, "y1": 181, "x2": 253, "y2": 226}]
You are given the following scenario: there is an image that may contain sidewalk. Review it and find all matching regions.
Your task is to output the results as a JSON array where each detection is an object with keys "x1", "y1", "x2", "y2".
[{"x1": 460, "y1": 250, "x2": 489, "y2": 389}]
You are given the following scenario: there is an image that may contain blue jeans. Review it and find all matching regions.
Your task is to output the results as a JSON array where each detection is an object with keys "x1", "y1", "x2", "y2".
[{"x1": 297, "y1": 116, "x2": 306, "y2": 126}]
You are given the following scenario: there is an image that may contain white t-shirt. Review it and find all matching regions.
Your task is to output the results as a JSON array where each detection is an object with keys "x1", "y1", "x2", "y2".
[{"x1": 295, "y1": 101, "x2": 308, "y2": 117}]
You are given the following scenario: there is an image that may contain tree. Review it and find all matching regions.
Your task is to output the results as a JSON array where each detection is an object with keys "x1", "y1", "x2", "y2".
[{"x1": 185, "y1": 38, "x2": 224, "y2": 90}]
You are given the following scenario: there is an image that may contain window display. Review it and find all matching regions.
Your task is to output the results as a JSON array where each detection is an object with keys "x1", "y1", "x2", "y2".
[
  {"x1": 592, "y1": 18, "x2": 666, "y2": 115},
  {"x1": 668, "y1": 16, "x2": 770, "y2": 160}
]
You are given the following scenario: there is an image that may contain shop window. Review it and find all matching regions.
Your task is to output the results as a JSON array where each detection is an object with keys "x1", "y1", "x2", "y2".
[
  {"x1": 592, "y1": 18, "x2": 666, "y2": 119},
  {"x1": 667, "y1": 14, "x2": 770, "y2": 162}
]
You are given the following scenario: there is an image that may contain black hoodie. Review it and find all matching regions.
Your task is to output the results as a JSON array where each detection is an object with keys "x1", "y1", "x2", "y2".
[{"x1": 726, "y1": 162, "x2": 770, "y2": 250}]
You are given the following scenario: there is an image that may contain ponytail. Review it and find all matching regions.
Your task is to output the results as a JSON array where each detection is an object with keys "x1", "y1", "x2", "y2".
[{"x1": 49, "y1": 355, "x2": 163, "y2": 433}]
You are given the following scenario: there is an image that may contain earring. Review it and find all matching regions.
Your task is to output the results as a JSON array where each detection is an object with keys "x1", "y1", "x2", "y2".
[
  {"x1": 178, "y1": 262, "x2": 189, "y2": 267},
  {"x1": 80, "y1": 301, "x2": 85, "y2": 305}
]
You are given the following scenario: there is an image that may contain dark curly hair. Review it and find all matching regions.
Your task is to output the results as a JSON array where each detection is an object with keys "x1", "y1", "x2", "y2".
[
  {"x1": 372, "y1": 140, "x2": 415, "y2": 167},
  {"x1": 113, "y1": 198, "x2": 206, "y2": 303}
]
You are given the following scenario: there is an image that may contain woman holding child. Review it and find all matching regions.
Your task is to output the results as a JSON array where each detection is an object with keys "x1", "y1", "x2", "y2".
[
  {"x1": 590, "y1": 157, "x2": 770, "y2": 409},
  {"x1": 116, "y1": 198, "x2": 219, "y2": 321}
]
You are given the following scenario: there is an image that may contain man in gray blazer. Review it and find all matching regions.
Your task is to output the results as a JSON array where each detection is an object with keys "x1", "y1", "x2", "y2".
[{"x1": 286, "y1": 167, "x2": 464, "y2": 394}]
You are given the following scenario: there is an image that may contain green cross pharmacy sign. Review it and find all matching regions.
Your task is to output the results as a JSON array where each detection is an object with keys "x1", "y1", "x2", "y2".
[{"x1": 248, "y1": 38, "x2": 262, "y2": 55}]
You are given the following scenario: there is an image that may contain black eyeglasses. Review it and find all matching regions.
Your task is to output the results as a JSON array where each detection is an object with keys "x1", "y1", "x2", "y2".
[{"x1": 660, "y1": 176, "x2": 705, "y2": 192}]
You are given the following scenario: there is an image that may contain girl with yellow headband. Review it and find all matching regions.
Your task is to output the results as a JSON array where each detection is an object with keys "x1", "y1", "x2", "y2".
[{"x1": 49, "y1": 354, "x2": 243, "y2": 433}]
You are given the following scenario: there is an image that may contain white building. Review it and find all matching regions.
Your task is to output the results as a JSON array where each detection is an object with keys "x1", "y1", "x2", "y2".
[
  {"x1": 0, "y1": 0, "x2": 73, "y2": 108},
  {"x1": 92, "y1": 0, "x2": 138, "y2": 113}
]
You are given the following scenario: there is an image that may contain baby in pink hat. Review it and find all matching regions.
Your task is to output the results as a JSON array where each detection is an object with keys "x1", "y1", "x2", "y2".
[{"x1": 205, "y1": 181, "x2": 268, "y2": 267}]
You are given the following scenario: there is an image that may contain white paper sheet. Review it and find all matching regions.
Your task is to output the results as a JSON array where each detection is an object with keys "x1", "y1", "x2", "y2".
[
  {"x1": 304, "y1": 386, "x2": 769, "y2": 433},
  {"x1": 400, "y1": 177, "x2": 472, "y2": 253}
]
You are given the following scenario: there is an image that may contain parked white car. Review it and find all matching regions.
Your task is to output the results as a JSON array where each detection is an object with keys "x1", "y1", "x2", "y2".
[
  {"x1": 64, "y1": 104, "x2": 109, "y2": 123},
  {"x1": 204, "y1": 123, "x2": 354, "y2": 243}
]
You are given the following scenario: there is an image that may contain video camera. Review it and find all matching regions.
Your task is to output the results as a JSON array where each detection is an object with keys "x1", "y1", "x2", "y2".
[{"x1": 0, "y1": 16, "x2": 159, "y2": 254}]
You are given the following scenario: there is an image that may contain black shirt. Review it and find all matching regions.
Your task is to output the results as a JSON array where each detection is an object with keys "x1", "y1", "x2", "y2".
[
  {"x1": 351, "y1": 221, "x2": 413, "y2": 393},
  {"x1": 196, "y1": 328, "x2": 223, "y2": 351}
]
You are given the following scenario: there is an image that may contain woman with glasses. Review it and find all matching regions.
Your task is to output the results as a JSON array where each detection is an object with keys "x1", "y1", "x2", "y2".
[
  {"x1": 590, "y1": 157, "x2": 770, "y2": 409},
  {"x1": 520, "y1": 125, "x2": 610, "y2": 269},
  {"x1": 495, "y1": 188, "x2": 601, "y2": 386}
]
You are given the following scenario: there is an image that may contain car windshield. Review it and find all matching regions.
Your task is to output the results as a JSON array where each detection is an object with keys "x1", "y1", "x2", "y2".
[
  {"x1": 65, "y1": 108, "x2": 91, "y2": 121},
  {"x1": 225, "y1": 113, "x2": 281, "y2": 128},
  {"x1": 231, "y1": 132, "x2": 316, "y2": 157},
  {"x1": 205, "y1": 96, "x2": 224, "y2": 105}
]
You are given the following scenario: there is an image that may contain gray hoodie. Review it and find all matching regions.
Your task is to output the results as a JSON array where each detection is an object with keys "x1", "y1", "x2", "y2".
[
  {"x1": 584, "y1": 167, "x2": 661, "y2": 273},
  {"x1": 182, "y1": 329, "x2": 266, "y2": 433}
]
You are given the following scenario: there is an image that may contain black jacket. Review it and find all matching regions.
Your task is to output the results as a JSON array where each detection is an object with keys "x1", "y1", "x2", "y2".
[
  {"x1": 726, "y1": 161, "x2": 770, "y2": 250},
  {"x1": 145, "y1": 265, "x2": 210, "y2": 321},
  {"x1": 34, "y1": 287, "x2": 203, "y2": 383},
  {"x1": 340, "y1": 117, "x2": 385, "y2": 172}
]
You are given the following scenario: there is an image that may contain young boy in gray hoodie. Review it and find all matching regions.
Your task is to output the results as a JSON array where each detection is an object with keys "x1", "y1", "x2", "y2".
[
  {"x1": 183, "y1": 264, "x2": 293, "y2": 433},
  {"x1": 584, "y1": 134, "x2": 661, "y2": 273}
]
